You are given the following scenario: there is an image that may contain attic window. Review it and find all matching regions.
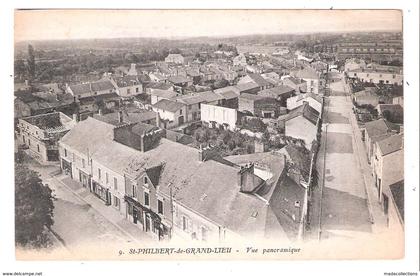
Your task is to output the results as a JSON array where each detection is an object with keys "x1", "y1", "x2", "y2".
[{"x1": 251, "y1": 211, "x2": 258, "y2": 218}]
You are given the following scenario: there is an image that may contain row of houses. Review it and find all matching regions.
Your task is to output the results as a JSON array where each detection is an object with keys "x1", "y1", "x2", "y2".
[{"x1": 19, "y1": 114, "x2": 314, "y2": 242}]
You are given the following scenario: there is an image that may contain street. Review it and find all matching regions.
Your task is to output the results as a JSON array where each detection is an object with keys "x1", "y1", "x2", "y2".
[
  {"x1": 319, "y1": 74, "x2": 373, "y2": 240},
  {"x1": 24, "y1": 157, "x2": 152, "y2": 258}
]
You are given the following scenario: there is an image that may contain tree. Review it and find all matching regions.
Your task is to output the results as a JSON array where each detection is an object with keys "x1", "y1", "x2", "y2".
[
  {"x1": 27, "y1": 44, "x2": 36, "y2": 80},
  {"x1": 15, "y1": 163, "x2": 55, "y2": 248}
]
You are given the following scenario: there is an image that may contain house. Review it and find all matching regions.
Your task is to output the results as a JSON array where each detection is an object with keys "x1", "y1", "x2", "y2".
[
  {"x1": 283, "y1": 103, "x2": 320, "y2": 150},
  {"x1": 148, "y1": 72, "x2": 167, "y2": 83},
  {"x1": 165, "y1": 54, "x2": 185, "y2": 64},
  {"x1": 362, "y1": 118, "x2": 400, "y2": 163},
  {"x1": 376, "y1": 104, "x2": 404, "y2": 124},
  {"x1": 144, "y1": 82, "x2": 174, "y2": 95},
  {"x1": 201, "y1": 103, "x2": 237, "y2": 131},
  {"x1": 238, "y1": 73, "x2": 274, "y2": 91},
  {"x1": 348, "y1": 69, "x2": 403, "y2": 85},
  {"x1": 78, "y1": 93, "x2": 121, "y2": 119},
  {"x1": 213, "y1": 86, "x2": 240, "y2": 109},
  {"x1": 152, "y1": 99, "x2": 187, "y2": 129},
  {"x1": 344, "y1": 58, "x2": 367, "y2": 72},
  {"x1": 111, "y1": 75, "x2": 143, "y2": 97},
  {"x1": 282, "y1": 76, "x2": 307, "y2": 94},
  {"x1": 235, "y1": 82, "x2": 261, "y2": 95},
  {"x1": 14, "y1": 90, "x2": 77, "y2": 120},
  {"x1": 392, "y1": 96, "x2": 404, "y2": 108},
  {"x1": 291, "y1": 67, "x2": 321, "y2": 94},
  {"x1": 17, "y1": 112, "x2": 76, "y2": 163},
  {"x1": 233, "y1": 53, "x2": 247, "y2": 67},
  {"x1": 287, "y1": 93, "x2": 323, "y2": 114},
  {"x1": 258, "y1": 85, "x2": 296, "y2": 106},
  {"x1": 382, "y1": 180, "x2": 404, "y2": 236},
  {"x1": 175, "y1": 91, "x2": 223, "y2": 122},
  {"x1": 371, "y1": 133, "x2": 403, "y2": 203},
  {"x1": 353, "y1": 88, "x2": 380, "y2": 107},
  {"x1": 66, "y1": 79, "x2": 116, "y2": 99},
  {"x1": 167, "y1": 75, "x2": 193, "y2": 88},
  {"x1": 238, "y1": 93, "x2": 281, "y2": 118},
  {"x1": 151, "y1": 89, "x2": 178, "y2": 105}
]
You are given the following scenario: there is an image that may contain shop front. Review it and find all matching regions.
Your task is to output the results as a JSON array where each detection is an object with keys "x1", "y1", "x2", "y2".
[
  {"x1": 91, "y1": 180, "x2": 111, "y2": 205},
  {"x1": 61, "y1": 158, "x2": 72, "y2": 178},
  {"x1": 125, "y1": 196, "x2": 171, "y2": 241},
  {"x1": 78, "y1": 170, "x2": 91, "y2": 189}
]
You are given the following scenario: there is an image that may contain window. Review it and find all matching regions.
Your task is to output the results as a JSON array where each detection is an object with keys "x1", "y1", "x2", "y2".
[
  {"x1": 98, "y1": 168, "x2": 101, "y2": 180},
  {"x1": 136, "y1": 87, "x2": 139, "y2": 93},
  {"x1": 392, "y1": 74, "x2": 396, "y2": 79},
  {"x1": 201, "y1": 227, "x2": 207, "y2": 241},
  {"x1": 82, "y1": 158, "x2": 85, "y2": 168},
  {"x1": 188, "y1": 105, "x2": 192, "y2": 110},
  {"x1": 132, "y1": 185, "x2": 137, "y2": 198},
  {"x1": 109, "y1": 89, "x2": 113, "y2": 93},
  {"x1": 106, "y1": 172, "x2": 109, "y2": 184},
  {"x1": 179, "y1": 109, "x2": 182, "y2": 115},
  {"x1": 144, "y1": 177, "x2": 148, "y2": 184},
  {"x1": 158, "y1": 199, "x2": 163, "y2": 215},
  {"x1": 182, "y1": 216, "x2": 188, "y2": 231},
  {"x1": 64, "y1": 148, "x2": 67, "y2": 157},
  {"x1": 113, "y1": 196, "x2": 120, "y2": 210},
  {"x1": 113, "y1": 177, "x2": 118, "y2": 190},
  {"x1": 28, "y1": 139, "x2": 31, "y2": 146},
  {"x1": 144, "y1": 192, "x2": 150, "y2": 206},
  {"x1": 127, "y1": 88, "x2": 131, "y2": 94}
]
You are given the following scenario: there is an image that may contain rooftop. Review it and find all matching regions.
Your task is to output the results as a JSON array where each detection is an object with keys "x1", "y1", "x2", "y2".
[
  {"x1": 377, "y1": 133, "x2": 403, "y2": 156},
  {"x1": 365, "y1": 118, "x2": 399, "y2": 139},
  {"x1": 152, "y1": 99, "x2": 185, "y2": 112},
  {"x1": 286, "y1": 103, "x2": 320, "y2": 125}
]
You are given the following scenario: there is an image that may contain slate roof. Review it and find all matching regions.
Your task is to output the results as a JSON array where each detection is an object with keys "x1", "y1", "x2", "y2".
[
  {"x1": 61, "y1": 117, "x2": 290, "y2": 239},
  {"x1": 153, "y1": 99, "x2": 185, "y2": 112},
  {"x1": 389, "y1": 180, "x2": 404, "y2": 223},
  {"x1": 377, "y1": 133, "x2": 403, "y2": 156}
]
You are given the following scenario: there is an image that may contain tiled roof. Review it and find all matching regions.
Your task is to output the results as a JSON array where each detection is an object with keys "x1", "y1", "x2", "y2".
[
  {"x1": 168, "y1": 75, "x2": 191, "y2": 84},
  {"x1": 258, "y1": 85, "x2": 295, "y2": 98},
  {"x1": 294, "y1": 67, "x2": 319, "y2": 80},
  {"x1": 145, "y1": 82, "x2": 173, "y2": 90},
  {"x1": 235, "y1": 82, "x2": 259, "y2": 92},
  {"x1": 91, "y1": 80, "x2": 115, "y2": 92},
  {"x1": 176, "y1": 91, "x2": 223, "y2": 105},
  {"x1": 69, "y1": 80, "x2": 115, "y2": 95},
  {"x1": 365, "y1": 118, "x2": 399, "y2": 139},
  {"x1": 152, "y1": 99, "x2": 185, "y2": 112},
  {"x1": 151, "y1": 89, "x2": 178, "y2": 99},
  {"x1": 286, "y1": 103, "x2": 320, "y2": 125},
  {"x1": 377, "y1": 133, "x2": 403, "y2": 156},
  {"x1": 248, "y1": 73, "x2": 272, "y2": 87},
  {"x1": 239, "y1": 93, "x2": 270, "y2": 101},
  {"x1": 113, "y1": 76, "x2": 140, "y2": 88},
  {"x1": 93, "y1": 111, "x2": 157, "y2": 126}
]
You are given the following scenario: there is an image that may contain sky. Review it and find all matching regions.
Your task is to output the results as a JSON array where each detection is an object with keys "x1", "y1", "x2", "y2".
[{"x1": 14, "y1": 9, "x2": 402, "y2": 41}]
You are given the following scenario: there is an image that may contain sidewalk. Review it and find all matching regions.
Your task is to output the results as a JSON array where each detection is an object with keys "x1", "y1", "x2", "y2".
[
  {"x1": 343, "y1": 79, "x2": 388, "y2": 234},
  {"x1": 55, "y1": 174, "x2": 154, "y2": 244}
]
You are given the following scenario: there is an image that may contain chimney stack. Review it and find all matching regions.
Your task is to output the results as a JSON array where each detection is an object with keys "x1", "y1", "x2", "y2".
[
  {"x1": 118, "y1": 110, "x2": 123, "y2": 123},
  {"x1": 237, "y1": 163, "x2": 263, "y2": 193},
  {"x1": 25, "y1": 79, "x2": 29, "y2": 86},
  {"x1": 72, "y1": 112, "x2": 79, "y2": 123},
  {"x1": 198, "y1": 145, "x2": 219, "y2": 162}
]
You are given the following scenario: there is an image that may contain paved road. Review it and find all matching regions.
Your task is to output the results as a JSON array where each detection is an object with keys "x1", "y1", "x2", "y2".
[{"x1": 320, "y1": 76, "x2": 373, "y2": 240}]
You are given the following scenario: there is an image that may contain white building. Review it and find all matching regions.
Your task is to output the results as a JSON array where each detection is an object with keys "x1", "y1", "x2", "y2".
[{"x1": 200, "y1": 103, "x2": 237, "y2": 131}]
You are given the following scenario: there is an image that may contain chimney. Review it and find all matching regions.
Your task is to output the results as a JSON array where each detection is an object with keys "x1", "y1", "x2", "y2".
[
  {"x1": 98, "y1": 109, "x2": 103, "y2": 116},
  {"x1": 118, "y1": 110, "x2": 123, "y2": 123},
  {"x1": 237, "y1": 163, "x2": 263, "y2": 193},
  {"x1": 25, "y1": 79, "x2": 29, "y2": 86},
  {"x1": 72, "y1": 112, "x2": 79, "y2": 123},
  {"x1": 130, "y1": 63, "x2": 136, "y2": 72},
  {"x1": 198, "y1": 145, "x2": 219, "y2": 162}
]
